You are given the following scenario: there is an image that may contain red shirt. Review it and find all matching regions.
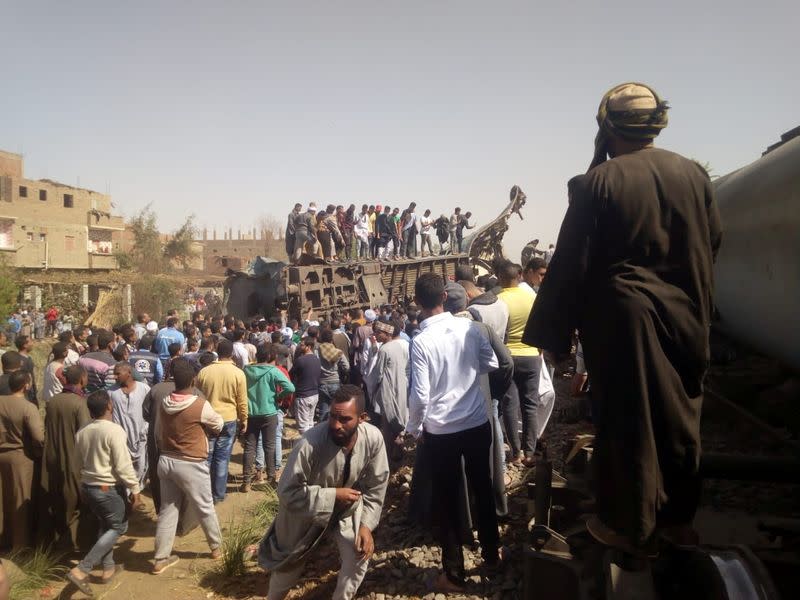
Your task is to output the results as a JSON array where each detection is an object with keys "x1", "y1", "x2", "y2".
[{"x1": 275, "y1": 364, "x2": 294, "y2": 409}]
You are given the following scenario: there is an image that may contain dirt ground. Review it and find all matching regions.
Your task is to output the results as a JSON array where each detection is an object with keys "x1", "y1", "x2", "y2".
[{"x1": 42, "y1": 444, "x2": 273, "y2": 600}]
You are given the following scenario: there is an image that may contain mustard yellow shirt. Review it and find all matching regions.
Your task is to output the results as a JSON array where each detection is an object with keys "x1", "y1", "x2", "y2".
[
  {"x1": 497, "y1": 286, "x2": 539, "y2": 357},
  {"x1": 197, "y1": 360, "x2": 248, "y2": 424}
]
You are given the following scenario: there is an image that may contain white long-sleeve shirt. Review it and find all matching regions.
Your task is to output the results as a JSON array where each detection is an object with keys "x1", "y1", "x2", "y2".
[
  {"x1": 75, "y1": 419, "x2": 141, "y2": 494},
  {"x1": 405, "y1": 311, "x2": 498, "y2": 436}
]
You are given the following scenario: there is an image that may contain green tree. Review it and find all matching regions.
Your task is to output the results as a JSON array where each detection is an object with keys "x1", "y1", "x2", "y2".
[
  {"x1": 163, "y1": 215, "x2": 198, "y2": 271},
  {"x1": 126, "y1": 205, "x2": 198, "y2": 273},
  {"x1": 0, "y1": 257, "x2": 19, "y2": 320},
  {"x1": 128, "y1": 205, "x2": 165, "y2": 274},
  {"x1": 132, "y1": 276, "x2": 180, "y2": 320}
]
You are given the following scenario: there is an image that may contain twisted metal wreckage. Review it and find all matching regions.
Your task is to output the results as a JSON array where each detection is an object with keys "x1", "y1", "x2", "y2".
[{"x1": 223, "y1": 185, "x2": 528, "y2": 320}]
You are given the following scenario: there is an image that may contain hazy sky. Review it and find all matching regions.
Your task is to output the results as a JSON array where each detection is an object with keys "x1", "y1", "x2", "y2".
[{"x1": 3, "y1": 1, "x2": 798, "y2": 259}]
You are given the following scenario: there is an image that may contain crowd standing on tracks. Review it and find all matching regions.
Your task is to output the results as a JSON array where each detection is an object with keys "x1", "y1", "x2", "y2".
[
  {"x1": 285, "y1": 201, "x2": 477, "y2": 263},
  {"x1": 0, "y1": 81, "x2": 720, "y2": 599}
]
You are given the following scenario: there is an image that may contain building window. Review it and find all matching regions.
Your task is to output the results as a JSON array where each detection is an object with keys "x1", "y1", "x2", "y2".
[
  {"x1": 64, "y1": 236, "x2": 75, "y2": 252},
  {"x1": 63, "y1": 194, "x2": 74, "y2": 208},
  {"x1": 26, "y1": 232, "x2": 34, "y2": 242},
  {"x1": 39, "y1": 233, "x2": 46, "y2": 242},
  {"x1": 88, "y1": 228, "x2": 112, "y2": 254},
  {"x1": 0, "y1": 220, "x2": 13, "y2": 249},
  {"x1": 89, "y1": 239, "x2": 113, "y2": 254},
  {"x1": 39, "y1": 189, "x2": 47, "y2": 201},
  {"x1": 18, "y1": 186, "x2": 27, "y2": 198}
]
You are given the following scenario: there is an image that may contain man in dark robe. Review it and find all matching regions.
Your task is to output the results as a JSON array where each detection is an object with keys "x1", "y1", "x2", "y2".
[
  {"x1": 0, "y1": 372, "x2": 44, "y2": 550},
  {"x1": 523, "y1": 82, "x2": 722, "y2": 553},
  {"x1": 39, "y1": 365, "x2": 93, "y2": 551}
]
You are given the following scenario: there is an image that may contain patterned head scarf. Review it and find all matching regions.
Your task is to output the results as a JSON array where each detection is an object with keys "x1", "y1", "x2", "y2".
[{"x1": 589, "y1": 82, "x2": 669, "y2": 171}]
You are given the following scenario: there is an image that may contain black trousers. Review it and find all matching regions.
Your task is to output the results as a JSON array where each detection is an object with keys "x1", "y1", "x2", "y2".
[
  {"x1": 318, "y1": 231, "x2": 332, "y2": 259},
  {"x1": 501, "y1": 355, "x2": 542, "y2": 459},
  {"x1": 243, "y1": 414, "x2": 279, "y2": 482},
  {"x1": 369, "y1": 235, "x2": 377, "y2": 258},
  {"x1": 425, "y1": 421, "x2": 499, "y2": 584}
]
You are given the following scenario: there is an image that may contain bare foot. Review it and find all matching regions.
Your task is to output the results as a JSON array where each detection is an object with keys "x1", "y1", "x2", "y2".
[{"x1": 243, "y1": 544, "x2": 258, "y2": 560}]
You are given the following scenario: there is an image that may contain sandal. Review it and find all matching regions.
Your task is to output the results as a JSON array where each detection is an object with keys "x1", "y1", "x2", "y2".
[
  {"x1": 100, "y1": 564, "x2": 124, "y2": 584},
  {"x1": 67, "y1": 571, "x2": 94, "y2": 596}
]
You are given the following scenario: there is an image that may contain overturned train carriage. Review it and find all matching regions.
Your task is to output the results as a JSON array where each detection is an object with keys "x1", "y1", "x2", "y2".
[
  {"x1": 224, "y1": 185, "x2": 527, "y2": 320},
  {"x1": 713, "y1": 126, "x2": 800, "y2": 371},
  {"x1": 282, "y1": 256, "x2": 470, "y2": 318}
]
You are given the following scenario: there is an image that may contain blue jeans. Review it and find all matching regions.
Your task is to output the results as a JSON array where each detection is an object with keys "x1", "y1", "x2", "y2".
[
  {"x1": 78, "y1": 484, "x2": 128, "y2": 573},
  {"x1": 275, "y1": 409, "x2": 284, "y2": 470},
  {"x1": 255, "y1": 431, "x2": 265, "y2": 471},
  {"x1": 318, "y1": 383, "x2": 340, "y2": 422},
  {"x1": 207, "y1": 420, "x2": 237, "y2": 502}
]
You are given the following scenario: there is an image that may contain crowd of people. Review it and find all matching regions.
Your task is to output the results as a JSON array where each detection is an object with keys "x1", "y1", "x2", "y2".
[
  {"x1": 5, "y1": 305, "x2": 79, "y2": 346},
  {"x1": 0, "y1": 258, "x2": 554, "y2": 597},
  {"x1": 285, "y1": 202, "x2": 477, "y2": 263},
  {"x1": 0, "y1": 81, "x2": 721, "y2": 600}
]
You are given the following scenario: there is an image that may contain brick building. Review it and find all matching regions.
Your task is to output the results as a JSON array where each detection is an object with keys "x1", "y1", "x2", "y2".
[
  {"x1": 199, "y1": 227, "x2": 285, "y2": 275},
  {"x1": 0, "y1": 150, "x2": 124, "y2": 269}
]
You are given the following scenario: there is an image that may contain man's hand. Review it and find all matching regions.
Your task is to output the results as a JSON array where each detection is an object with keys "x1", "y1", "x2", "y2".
[
  {"x1": 335, "y1": 488, "x2": 362, "y2": 505},
  {"x1": 571, "y1": 373, "x2": 589, "y2": 397},
  {"x1": 239, "y1": 420, "x2": 248, "y2": 435},
  {"x1": 355, "y1": 525, "x2": 374, "y2": 561},
  {"x1": 129, "y1": 493, "x2": 141, "y2": 509}
]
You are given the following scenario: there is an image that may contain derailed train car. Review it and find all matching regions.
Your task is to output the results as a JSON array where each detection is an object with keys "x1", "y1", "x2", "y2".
[
  {"x1": 713, "y1": 126, "x2": 800, "y2": 371},
  {"x1": 224, "y1": 185, "x2": 527, "y2": 320}
]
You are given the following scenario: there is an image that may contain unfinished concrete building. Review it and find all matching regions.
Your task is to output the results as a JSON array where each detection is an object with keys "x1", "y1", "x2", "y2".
[{"x1": 0, "y1": 150, "x2": 124, "y2": 270}]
